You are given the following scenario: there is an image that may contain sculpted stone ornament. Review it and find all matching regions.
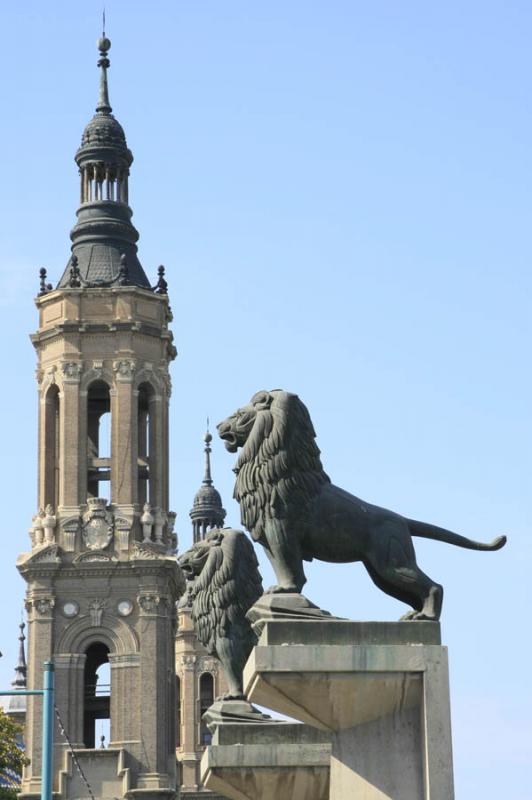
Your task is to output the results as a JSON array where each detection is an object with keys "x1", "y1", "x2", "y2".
[
  {"x1": 141, "y1": 503, "x2": 154, "y2": 542},
  {"x1": 178, "y1": 528, "x2": 270, "y2": 727},
  {"x1": 82, "y1": 498, "x2": 113, "y2": 551},
  {"x1": 43, "y1": 505, "x2": 56, "y2": 544},
  {"x1": 89, "y1": 599, "x2": 106, "y2": 626},
  {"x1": 218, "y1": 390, "x2": 507, "y2": 622},
  {"x1": 30, "y1": 510, "x2": 45, "y2": 548}
]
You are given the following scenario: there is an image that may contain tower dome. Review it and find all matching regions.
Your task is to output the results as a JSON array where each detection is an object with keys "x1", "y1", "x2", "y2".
[
  {"x1": 189, "y1": 430, "x2": 226, "y2": 543},
  {"x1": 56, "y1": 35, "x2": 150, "y2": 289}
]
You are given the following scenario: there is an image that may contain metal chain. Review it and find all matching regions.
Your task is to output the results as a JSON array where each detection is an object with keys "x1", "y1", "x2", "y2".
[{"x1": 54, "y1": 705, "x2": 96, "y2": 800}]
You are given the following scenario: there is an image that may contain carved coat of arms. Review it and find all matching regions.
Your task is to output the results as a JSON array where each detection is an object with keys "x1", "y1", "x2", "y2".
[{"x1": 82, "y1": 498, "x2": 113, "y2": 551}]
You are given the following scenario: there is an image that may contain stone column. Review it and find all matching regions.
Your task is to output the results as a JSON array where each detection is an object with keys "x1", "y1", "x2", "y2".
[
  {"x1": 108, "y1": 654, "x2": 140, "y2": 746},
  {"x1": 22, "y1": 592, "x2": 56, "y2": 797},
  {"x1": 54, "y1": 654, "x2": 86, "y2": 749},
  {"x1": 59, "y1": 364, "x2": 83, "y2": 508},
  {"x1": 137, "y1": 588, "x2": 174, "y2": 788},
  {"x1": 111, "y1": 360, "x2": 137, "y2": 506}
]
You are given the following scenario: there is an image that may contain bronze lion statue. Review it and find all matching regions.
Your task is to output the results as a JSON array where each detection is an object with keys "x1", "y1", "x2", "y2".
[
  {"x1": 217, "y1": 390, "x2": 506, "y2": 621},
  {"x1": 178, "y1": 528, "x2": 263, "y2": 698}
]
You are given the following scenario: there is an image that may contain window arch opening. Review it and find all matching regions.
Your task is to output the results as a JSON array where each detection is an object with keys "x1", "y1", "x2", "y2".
[
  {"x1": 83, "y1": 642, "x2": 110, "y2": 748},
  {"x1": 138, "y1": 383, "x2": 155, "y2": 506},
  {"x1": 87, "y1": 381, "x2": 111, "y2": 501},
  {"x1": 199, "y1": 672, "x2": 214, "y2": 746},
  {"x1": 43, "y1": 384, "x2": 60, "y2": 508}
]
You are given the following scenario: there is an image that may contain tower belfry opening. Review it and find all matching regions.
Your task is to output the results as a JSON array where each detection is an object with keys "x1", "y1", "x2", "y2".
[
  {"x1": 87, "y1": 380, "x2": 111, "y2": 499},
  {"x1": 137, "y1": 382, "x2": 155, "y2": 505},
  {"x1": 83, "y1": 642, "x2": 110, "y2": 749}
]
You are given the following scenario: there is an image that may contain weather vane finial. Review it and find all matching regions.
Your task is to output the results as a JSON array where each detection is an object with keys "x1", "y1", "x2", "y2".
[
  {"x1": 96, "y1": 16, "x2": 112, "y2": 115},
  {"x1": 103, "y1": 8, "x2": 106, "y2": 37}
]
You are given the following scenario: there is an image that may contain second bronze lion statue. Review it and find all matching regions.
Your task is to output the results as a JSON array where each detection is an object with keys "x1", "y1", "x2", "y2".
[
  {"x1": 217, "y1": 390, "x2": 506, "y2": 621},
  {"x1": 178, "y1": 528, "x2": 263, "y2": 699}
]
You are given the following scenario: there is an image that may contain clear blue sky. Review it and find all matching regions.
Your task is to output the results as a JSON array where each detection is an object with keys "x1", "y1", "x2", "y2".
[{"x1": 0, "y1": 2, "x2": 530, "y2": 797}]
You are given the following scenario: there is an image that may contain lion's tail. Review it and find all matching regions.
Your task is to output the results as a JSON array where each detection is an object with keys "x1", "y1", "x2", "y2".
[{"x1": 407, "y1": 518, "x2": 507, "y2": 551}]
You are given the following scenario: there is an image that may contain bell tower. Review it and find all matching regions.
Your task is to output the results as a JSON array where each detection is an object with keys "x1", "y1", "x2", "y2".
[
  {"x1": 18, "y1": 34, "x2": 183, "y2": 800},
  {"x1": 175, "y1": 431, "x2": 228, "y2": 798}
]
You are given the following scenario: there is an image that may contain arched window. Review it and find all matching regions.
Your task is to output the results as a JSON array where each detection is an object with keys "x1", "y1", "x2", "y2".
[
  {"x1": 176, "y1": 676, "x2": 181, "y2": 747},
  {"x1": 199, "y1": 673, "x2": 214, "y2": 746},
  {"x1": 87, "y1": 381, "x2": 111, "y2": 500},
  {"x1": 83, "y1": 642, "x2": 110, "y2": 748},
  {"x1": 138, "y1": 383, "x2": 156, "y2": 505},
  {"x1": 43, "y1": 384, "x2": 60, "y2": 508}
]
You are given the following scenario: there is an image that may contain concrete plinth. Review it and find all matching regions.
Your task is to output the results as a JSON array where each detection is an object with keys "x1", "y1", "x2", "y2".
[
  {"x1": 201, "y1": 722, "x2": 331, "y2": 800},
  {"x1": 243, "y1": 620, "x2": 454, "y2": 800}
]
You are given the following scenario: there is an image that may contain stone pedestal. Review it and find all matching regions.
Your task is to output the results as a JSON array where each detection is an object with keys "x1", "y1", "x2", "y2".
[
  {"x1": 201, "y1": 722, "x2": 331, "y2": 800},
  {"x1": 243, "y1": 620, "x2": 454, "y2": 800}
]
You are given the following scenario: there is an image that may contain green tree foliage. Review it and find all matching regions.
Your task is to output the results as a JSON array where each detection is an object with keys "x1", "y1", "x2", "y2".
[{"x1": 0, "y1": 708, "x2": 27, "y2": 776}]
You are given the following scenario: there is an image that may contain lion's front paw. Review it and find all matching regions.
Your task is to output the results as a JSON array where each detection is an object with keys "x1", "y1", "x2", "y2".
[
  {"x1": 400, "y1": 610, "x2": 437, "y2": 621},
  {"x1": 265, "y1": 584, "x2": 299, "y2": 594}
]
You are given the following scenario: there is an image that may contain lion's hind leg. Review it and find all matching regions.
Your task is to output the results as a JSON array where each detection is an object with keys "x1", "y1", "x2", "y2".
[{"x1": 364, "y1": 526, "x2": 443, "y2": 621}]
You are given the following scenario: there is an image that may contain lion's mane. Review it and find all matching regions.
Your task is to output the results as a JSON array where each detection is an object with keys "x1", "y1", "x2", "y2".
[
  {"x1": 185, "y1": 529, "x2": 263, "y2": 657},
  {"x1": 233, "y1": 391, "x2": 330, "y2": 543}
]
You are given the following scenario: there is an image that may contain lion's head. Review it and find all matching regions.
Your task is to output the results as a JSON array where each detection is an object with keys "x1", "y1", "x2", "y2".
[
  {"x1": 217, "y1": 390, "x2": 330, "y2": 542},
  {"x1": 177, "y1": 528, "x2": 263, "y2": 659}
]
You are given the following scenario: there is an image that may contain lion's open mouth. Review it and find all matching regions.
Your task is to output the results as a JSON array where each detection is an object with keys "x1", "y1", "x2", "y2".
[
  {"x1": 218, "y1": 422, "x2": 238, "y2": 452},
  {"x1": 221, "y1": 433, "x2": 237, "y2": 452}
]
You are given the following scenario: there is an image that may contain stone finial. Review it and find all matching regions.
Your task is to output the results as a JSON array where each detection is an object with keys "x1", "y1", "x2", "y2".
[
  {"x1": 43, "y1": 505, "x2": 56, "y2": 544},
  {"x1": 153, "y1": 507, "x2": 164, "y2": 544},
  {"x1": 154, "y1": 265, "x2": 168, "y2": 294},
  {"x1": 167, "y1": 511, "x2": 178, "y2": 553},
  {"x1": 39, "y1": 268, "x2": 52, "y2": 296},
  {"x1": 68, "y1": 255, "x2": 81, "y2": 288},
  {"x1": 31, "y1": 509, "x2": 45, "y2": 547},
  {"x1": 141, "y1": 503, "x2": 154, "y2": 543},
  {"x1": 96, "y1": 33, "x2": 112, "y2": 115},
  {"x1": 118, "y1": 254, "x2": 129, "y2": 286}
]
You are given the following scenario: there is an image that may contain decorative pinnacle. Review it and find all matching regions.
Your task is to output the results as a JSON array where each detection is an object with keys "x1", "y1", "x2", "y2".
[
  {"x1": 203, "y1": 423, "x2": 213, "y2": 485},
  {"x1": 96, "y1": 33, "x2": 112, "y2": 114},
  {"x1": 154, "y1": 265, "x2": 168, "y2": 294},
  {"x1": 11, "y1": 621, "x2": 27, "y2": 689},
  {"x1": 39, "y1": 268, "x2": 52, "y2": 296},
  {"x1": 118, "y1": 253, "x2": 129, "y2": 285}
]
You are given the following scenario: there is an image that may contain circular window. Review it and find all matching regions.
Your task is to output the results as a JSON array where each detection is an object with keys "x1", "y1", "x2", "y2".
[
  {"x1": 117, "y1": 599, "x2": 133, "y2": 617},
  {"x1": 62, "y1": 601, "x2": 79, "y2": 618}
]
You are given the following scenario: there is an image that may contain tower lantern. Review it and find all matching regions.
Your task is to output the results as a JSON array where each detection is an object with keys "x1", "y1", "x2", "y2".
[{"x1": 18, "y1": 34, "x2": 182, "y2": 800}]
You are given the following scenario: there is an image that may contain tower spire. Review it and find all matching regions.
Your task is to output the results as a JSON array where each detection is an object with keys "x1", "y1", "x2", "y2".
[
  {"x1": 56, "y1": 31, "x2": 152, "y2": 289},
  {"x1": 190, "y1": 427, "x2": 226, "y2": 543},
  {"x1": 11, "y1": 620, "x2": 27, "y2": 690},
  {"x1": 96, "y1": 34, "x2": 112, "y2": 114},
  {"x1": 203, "y1": 425, "x2": 213, "y2": 486}
]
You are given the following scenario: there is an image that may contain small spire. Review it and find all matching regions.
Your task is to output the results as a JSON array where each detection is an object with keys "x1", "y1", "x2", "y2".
[
  {"x1": 203, "y1": 424, "x2": 213, "y2": 486},
  {"x1": 39, "y1": 268, "x2": 52, "y2": 296},
  {"x1": 154, "y1": 265, "x2": 168, "y2": 294},
  {"x1": 190, "y1": 423, "x2": 226, "y2": 542},
  {"x1": 69, "y1": 255, "x2": 81, "y2": 288},
  {"x1": 11, "y1": 620, "x2": 27, "y2": 690},
  {"x1": 96, "y1": 33, "x2": 112, "y2": 114}
]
